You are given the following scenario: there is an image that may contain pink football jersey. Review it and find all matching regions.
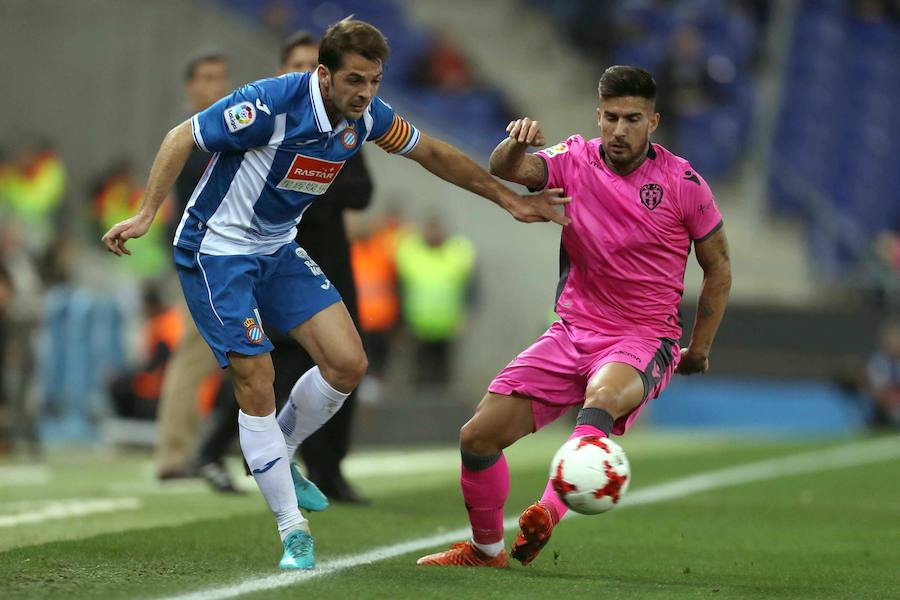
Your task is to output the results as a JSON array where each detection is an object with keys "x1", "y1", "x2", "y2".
[{"x1": 536, "y1": 135, "x2": 722, "y2": 339}]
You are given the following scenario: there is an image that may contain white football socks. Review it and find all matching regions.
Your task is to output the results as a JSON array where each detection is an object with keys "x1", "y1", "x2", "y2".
[
  {"x1": 277, "y1": 366, "x2": 350, "y2": 458},
  {"x1": 238, "y1": 410, "x2": 306, "y2": 539}
]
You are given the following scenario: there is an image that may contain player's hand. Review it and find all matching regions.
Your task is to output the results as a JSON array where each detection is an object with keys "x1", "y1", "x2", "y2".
[
  {"x1": 505, "y1": 187, "x2": 571, "y2": 226},
  {"x1": 506, "y1": 118, "x2": 545, "y2": 147},
  {"x1": 676, "y1": 347, "x2": 709, "y2": 375},
  {"x1": 101, "y1": 213, "x2": 153, "y2": 256}
]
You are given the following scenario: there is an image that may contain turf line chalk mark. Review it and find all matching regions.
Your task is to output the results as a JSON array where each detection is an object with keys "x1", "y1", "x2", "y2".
[
  {"x1": 0, "y1": 465, "x2": 50, "y2": 487},
  {"x1": 157, "y1": 436, "x2": 900, "y2": 600},
  {"x1": 0, "y1": 498, "x2": 141, "y2": 528}
]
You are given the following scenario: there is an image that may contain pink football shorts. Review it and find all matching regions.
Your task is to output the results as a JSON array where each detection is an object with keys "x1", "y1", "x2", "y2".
[{"x1": 488, "y1": 320, "x2": 680, "y2": 435}]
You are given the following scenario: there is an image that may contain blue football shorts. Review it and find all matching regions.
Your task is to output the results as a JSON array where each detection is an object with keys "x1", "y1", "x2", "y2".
[{"x1": 174, "y1": 241, "x2": 342, "y2": 368}]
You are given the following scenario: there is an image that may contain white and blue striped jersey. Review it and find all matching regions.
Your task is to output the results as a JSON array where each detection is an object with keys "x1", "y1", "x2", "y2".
[{"x1": 174, "y1": 70, "x2": 419, "y2": 256}]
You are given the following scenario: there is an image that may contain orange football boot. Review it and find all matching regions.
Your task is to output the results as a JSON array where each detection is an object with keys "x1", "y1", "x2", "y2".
[
  {"x1": 416, "y1": 541, "x2": 508, "y2": 567},
  {"x1": 510, "y1": 502, "x2": 555, "y2": 566}
]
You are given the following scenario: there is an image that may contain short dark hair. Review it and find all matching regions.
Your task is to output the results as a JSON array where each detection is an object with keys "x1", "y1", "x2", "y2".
[
  {"x1": 319, "y1": 18, "x2": 389, "y2": 72},
  {"x1": 598, "y1": 65, "x2": 656, "y2": 102},
  {"x1": 184, "y1": 51, "x2": 227, "y2": 82},
  {"x1": 281, "y1": 30, "x2": 319, "y2": 67}
]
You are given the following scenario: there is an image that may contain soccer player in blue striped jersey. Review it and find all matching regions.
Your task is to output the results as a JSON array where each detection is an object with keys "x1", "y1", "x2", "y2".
[{"x1": 102, "y1": 18, "x2": 570, "y2": 570}]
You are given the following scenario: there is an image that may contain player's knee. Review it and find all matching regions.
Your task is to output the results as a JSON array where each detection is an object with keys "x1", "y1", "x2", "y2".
[
  {"x1": 320, "y1": 349, "x2": 367, "y2": 394},
  {"x1": 584, "y1": 384, "x2": 630, "y2": 420},
  {"x1": 231, "y1": 361, "x2": 275, "y2": 415},
  {"x1": 459, "y1": 418, "x2": 501, "y2": 455}
]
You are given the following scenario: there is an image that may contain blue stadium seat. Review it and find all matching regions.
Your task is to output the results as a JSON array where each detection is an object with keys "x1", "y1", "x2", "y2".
[
  {"x1": 769, "y1": 3, "x2": 900, "y2": 274},
  {"x1": 215, "y1": 0, "x2": 514, "y2": 159}
]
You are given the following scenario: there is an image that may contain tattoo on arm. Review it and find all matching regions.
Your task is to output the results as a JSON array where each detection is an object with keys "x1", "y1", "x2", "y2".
[{"x1": 490, "y1": 139, "x2": 547, "y2": 189}]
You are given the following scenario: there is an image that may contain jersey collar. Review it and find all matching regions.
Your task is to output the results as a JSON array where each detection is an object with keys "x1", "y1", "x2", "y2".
[
  {"x1": 309, "y1": 69, "x2": 333, "y2": 133},
  {"x1": 598, "y1": 142, "x2": 657, "y2": 162},
  {"x1": 597, "y1": 142, "x2": 657, "y2": 176}
]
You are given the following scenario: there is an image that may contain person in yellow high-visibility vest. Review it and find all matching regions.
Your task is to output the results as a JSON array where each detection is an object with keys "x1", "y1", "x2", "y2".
[
  {"x1": 396, "y1": 215, "x2": 476, "y2": 385},
  {"x1": 1, "y1": 142, "x2": 66, "y2": 247},
  {"x1": 93, "y1": 163, "x2": 171, "y2": 279}
]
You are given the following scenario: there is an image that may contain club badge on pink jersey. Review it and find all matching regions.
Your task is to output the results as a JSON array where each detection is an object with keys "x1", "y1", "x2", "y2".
[{"x1": 639, "y1": 183, "x2": 663, "y2": 210}]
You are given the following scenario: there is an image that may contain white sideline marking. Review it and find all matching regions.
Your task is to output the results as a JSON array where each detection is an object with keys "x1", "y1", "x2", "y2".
[
  {"x1": 158, "y1": 436, "x2": 900, "y2": 600},
  {"x1": 0, "y1": 498, "x2": 141, "y2": 528},
  {"x1": 106, "y1": 452, "x2": 461, "y2": 497},
  {"x1": 0, "y1": 465, "x2": 50, "y2": 486}
]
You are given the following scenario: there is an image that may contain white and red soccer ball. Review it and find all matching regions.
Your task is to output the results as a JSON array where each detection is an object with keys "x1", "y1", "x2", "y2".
[{"x1": 550, "y1": 435, "x2": 631, "y2": 515}]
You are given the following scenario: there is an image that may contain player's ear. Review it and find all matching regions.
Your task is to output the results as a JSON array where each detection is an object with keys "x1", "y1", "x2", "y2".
[
  {"x1": 596, "y1": 106, "x2": 602, "y2": 127},
  {"x1": 317, "y1": 65, "x2": 331, "y2": 92},
  {"x1": 649, "y1": 111, "x2": 660, "y2": 134}
]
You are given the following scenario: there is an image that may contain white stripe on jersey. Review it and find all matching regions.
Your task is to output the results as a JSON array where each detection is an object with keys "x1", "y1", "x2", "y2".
[
  {"x1": 191, "y1": 114, "x2": 209, "y2": 152},
  {"x1": 362, "y1": 106, "x2": 374, "y2": 142},
  {"x1": 199, "y1": 114, "x2": 288, "y2": 255},
  {"x1": 173, "y1": 153, "x2": 220, "y2": 246},
  {"x1": 309, "y1": 71, "x2": 331, "y2": 133}
]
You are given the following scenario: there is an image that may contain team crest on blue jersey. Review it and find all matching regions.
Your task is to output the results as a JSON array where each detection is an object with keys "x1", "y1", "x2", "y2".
[
  {"x1": 640, "y1": 183, "x2": 664, "y2": 211},
  {"x1": 243, "y1": 317, "x2": 265, "y2": 344},
  {"x1": 340, "y1": 127, "x2": 358, "y2": 149}
]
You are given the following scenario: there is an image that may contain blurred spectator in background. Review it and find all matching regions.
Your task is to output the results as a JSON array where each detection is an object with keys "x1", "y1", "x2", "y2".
[
  {"x1": 851, "y1": 0, "x2": 900, "y2": 23},
  {"x1": 0, "y1": 261, "x2": 13, "y2": 452},
  {"x1": 155, "y1": 51, "x2": 231, "y2": 481},
  {"x1": 866, "y1": 319, "x2": 900, "y2": 428},
  {"x1": 349, "y1": 206, "x2": 406, "y2": 403},
  {"x1": 92, "y1": 161, "x2": 170, "y2": 279},
  {"x1": 108, "y1": 284, "x2": 182, "y2": 420},
  {"x1": 875, "y1": 223, "x2": 900, "y2": 273},
  {"x1": 0, "y1": 219, "x2": 42, "y2": 454},
  {"x1": 0, "y1": 138, "x2": 66, "y2": 250},
  {"x1": 657, "y1": 25, "x2": 722, "y2": 121},
  {"x1": 409, "y1": 31, "x2": 476, "y2": 92},
  {"x1": 38, "y1": 233, "x2": 125, "y2": 442},
  {"x1": 396, "y1": 215, "x2": 476, "y2": 386}
]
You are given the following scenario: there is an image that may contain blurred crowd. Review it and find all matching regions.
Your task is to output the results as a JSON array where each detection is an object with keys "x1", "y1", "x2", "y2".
[
  {"x1": 3, "y1": 0, "x2": 899, "y2": 462},
  {"x1": 0, "y1": 137, "x2": 481, "y2": 458}
]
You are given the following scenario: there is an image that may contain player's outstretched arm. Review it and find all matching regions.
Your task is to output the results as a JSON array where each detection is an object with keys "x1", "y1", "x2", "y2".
[
  {"x1": 101, "y1": 120, "x2": 195, "y2": 256},
  {"x1": 489, "y1": 117, "x2": 548, "y2": 190},
  {"x1": 677, "y1": 227, "x2": 732, "y2": 375},
  {"x1": 405, "y1": 131, "x2": 570, "y2": 226}
]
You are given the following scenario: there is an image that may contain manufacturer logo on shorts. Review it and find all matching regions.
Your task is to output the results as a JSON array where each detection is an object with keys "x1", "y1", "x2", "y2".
[
  {"x1": 639, "y1": 183, "x2": 663, "y2": 211},
  {"x1": 277, "y1": 154, "x2": 345, "y2": 195},
  {"x1": 296, "y1": 247, "x2": 333, "y2": 290},
  {"x1": 224, "y1": 102, "x2": 256, "y2": 133},
  {"x1": 340, "y1": 127, "x2": 358, "y2": 149},
  {"x1": 243, "y1": 317, "x2": 265, "y2": 345}
]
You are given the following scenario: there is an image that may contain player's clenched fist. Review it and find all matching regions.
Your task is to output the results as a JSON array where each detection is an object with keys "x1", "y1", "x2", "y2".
[
  {"x1": 675, "y1": 347, "x2": 709, "y2": 375},
  {"x1": 506, "y1": 118, "x2": 545, "y2": 147}
]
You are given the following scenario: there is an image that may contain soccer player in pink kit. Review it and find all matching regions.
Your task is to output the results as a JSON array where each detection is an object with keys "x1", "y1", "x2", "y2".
[{"x1": 417, "y1": 66, "x2": 732, "y2": 568}]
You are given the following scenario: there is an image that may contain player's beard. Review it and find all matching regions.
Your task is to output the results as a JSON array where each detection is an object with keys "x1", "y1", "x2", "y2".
[
  {"x1": 608, "y1": 136, "x2": 649, "y2": 170},
  {"x1": 608, "y1": 147, "x2": 638, "y2": 169}
]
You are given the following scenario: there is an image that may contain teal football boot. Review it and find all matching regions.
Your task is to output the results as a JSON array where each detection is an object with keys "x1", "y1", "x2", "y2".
[
  {"x1": 279, "y1": 528, "x2": 315, "y2": 570},
  {"x1": 290, "y1": 461, "x2": 329, "y2": 512}
]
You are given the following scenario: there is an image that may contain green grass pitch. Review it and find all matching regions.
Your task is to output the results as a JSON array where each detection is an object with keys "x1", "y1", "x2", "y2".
[{"x1": 1, "y1": 429, "x2": 898, "y2": 599}]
